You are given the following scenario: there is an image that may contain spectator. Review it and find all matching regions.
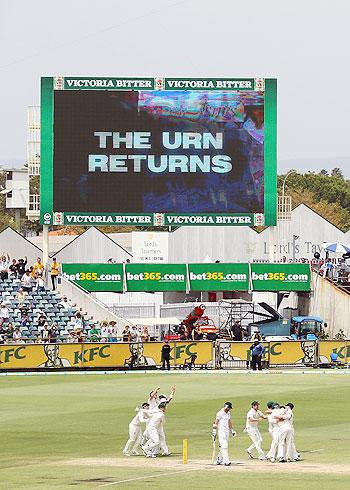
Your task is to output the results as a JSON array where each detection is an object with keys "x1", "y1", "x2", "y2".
[
  {"x1": 50, "y1": 257, "x2": 60, "y2": 290},
  {"x1": 33, "y1": 257, "x2": 44, "y2": 277},
  {"x1": 141, "y1": 326, "x2": 150, "y2": 343},
  {"x1": 249, "y1": 340, "x2": 265, "y2": 371},
  {"x1": 19, "y1": 303, "x2": 30, "y2": 318},
  {"x1": 13, "y1": 327, "x2": 23, "y2": 343},
  {"x1": 89, "y1": 325, "x2": 100, "y2": 342},
  {"x1": 35, "y1": 335, "x2": 43, "y2": 344},
  {"x1": 107, "y1": 256, "x2": 115, "y2": 264},
  {"x1": 251, "y1": 331, "x2": 262, "y2": 342},
  {"x1": 74, "y1": 329, "x2": 86, "y2": 343},
  {"x1": 60, "y1": 297, "x2": 72, "y2": 311},
  {"x1": 231, "y1": 320, "x2": 243, "y2": 341},
  {"x1": 0, "y1": 323, "x2": 7, "y2": 344},
  {"x1": 320, "y1": 258, "x2": 335, "y2": 279},
  {"x1": 21, "y1": 270, "x2": 33, "y2": 292},
  {"x1": 36, "y1": 274, "x2": 45, "y2": 291},
  {"x1": 41, "y1": 323, "x2": 50, "y2": 342},
  {"x1": 20, "y1": 314, "x2": 31, "y2": 329},
  {"x1": 108, "y1": 322, "x2": 118, "y2": 342},
  {"x1": 129, "y1": 325, "x2": 139, "y2": 342},
  {"x1": 37, "y1": 313, "x2": 47, "y2": 330},
  {"x1": 6, "y1": 322, "x2": 14, "y2": 342},
  {"x1": 16, "y1": 256, "x2": 27, "y2": 279},
  {"x1": 100, "y1": 321, "x2": 109, "y2": 341},
  {"x1": 0, "y1": 303, "x2": 9, "y2": 322},
  {"x1": 0, "y1": 253, "x2": 10, "y2": 280},
  {"x1": 122, "y1": 326, "x2": 130, "y2": 342},
  {"x1": 49, "y1": 324, "x2": 58, "y2": 343},
  {"x1": 9, "y1": 258, "x2": 18, "y2": 278},
  {"x1": 161, "y1": 339, "x2": 171, "y2": 370},
  {"x1": 16, "y1": 288, "x2": 28, "y2": 302},
  {"x1": 74, "y1": 312, "x2": 84, "y2": 330},
  {"x1": 67, "y1": 330, "x2": 77, "y2": 343}
]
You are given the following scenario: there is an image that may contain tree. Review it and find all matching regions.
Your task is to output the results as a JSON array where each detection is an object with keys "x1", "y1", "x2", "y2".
[{"x1": 331, "y1": 167, "x2": 344, "y2": 180}]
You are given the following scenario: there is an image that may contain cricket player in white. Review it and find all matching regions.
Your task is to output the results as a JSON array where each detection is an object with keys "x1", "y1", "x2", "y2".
[
  {"x1": 147, "y1": 385, "x2": 176, "y2": 411},
  {"x1": 212, "y1": 401, "x2": 236, "y2": 466},
  {"x1": 266, "y1": 403, "x2": 283, "y2": 462},
  {"x1": 277, "y1": 402, "x2": 299, "y2": 462},
  {"x1": 143, "y1": 386, "x2": 175, "y2": 455},
  {"x1": 245, "y1": 401, "x2": 266, "y2": 460},
  {"x1": 123, "y1": 402, "x2": 151, "y2": 456},
  {"x1": 265, "y1": 401, "x2": 275, "y2": 437},
  {"x1": 285, "y1": 403, "x2": 299, "y2": 461},
  {"x1": 142, "y1": 402, "x2": 167, "y2": 457}
]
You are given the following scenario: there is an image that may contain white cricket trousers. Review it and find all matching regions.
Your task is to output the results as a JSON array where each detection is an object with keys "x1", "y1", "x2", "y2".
[
  {"x1": 159, "y1": 425, "x2": 169, "y2": 454},
  {"x1": 288, "y1": 428, "x2": 299, "y2": 460},
  {"x1": 246, "y1": 427, "x2": 265, "y2": 458},
  {"x1": 123, "y1": 423, "x2": 142, "y2": 454},
  {"x1": 277, "y1": 426, "x2": 293, "y2": 460},
  {"x1": 266, "y1": 426, "x2": 279, "y2": 459},
  {"x1": 218, "y1": 430, "x2": 230, "y2": 464},
  {"x1": 144, "y1": 427, "x2": 160, "y2": 453}
]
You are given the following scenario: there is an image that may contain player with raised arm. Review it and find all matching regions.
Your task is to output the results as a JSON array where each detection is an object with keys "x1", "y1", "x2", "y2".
[
  {"x1": 142, "y1": 402, "x2": 167, "y2": 458},
  {"x1": 245, "y1": 401, "x2": 266, "y2": 460},
  {"x1": 142, "y1": 386, "x2": 175, "y2": 453},
  {"x1": 212, "y1": 401, "x2": 236, "y2": 466},
  {"x1": 123, "y1": 402, "x2": 151, "y2": 456}
]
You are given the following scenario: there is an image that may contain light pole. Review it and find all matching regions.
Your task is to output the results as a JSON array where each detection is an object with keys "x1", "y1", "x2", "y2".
[
  {"x1": 292, "y1": 235, "x2": 299, "y2": 262},
  {"x1": 281, "y1": 170, "x2": 296, "y2": 210}
]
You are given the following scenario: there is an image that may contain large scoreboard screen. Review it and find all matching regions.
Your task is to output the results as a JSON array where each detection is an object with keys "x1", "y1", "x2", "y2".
[{"x1": 40, "y1": 77, "x2": 276, "y2": 227}]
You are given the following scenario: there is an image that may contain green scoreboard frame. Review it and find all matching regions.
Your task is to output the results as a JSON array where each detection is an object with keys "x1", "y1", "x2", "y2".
[{"x1": 40, "y1": 77, "x2": 277, "y2": 227}]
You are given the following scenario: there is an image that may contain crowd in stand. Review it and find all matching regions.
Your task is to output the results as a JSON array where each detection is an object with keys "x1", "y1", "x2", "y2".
[{"x1": 0, "y1": 253, "x2": 104, "y2": 345}]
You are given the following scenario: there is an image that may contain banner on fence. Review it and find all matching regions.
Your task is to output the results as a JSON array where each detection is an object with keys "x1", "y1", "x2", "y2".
[
  {"x1": 250, "y1": 263, "x2": 311, "y2": 291},
  {"x1": 62, "y1": 262, "x2": 311, "y2": 292},
  {"x1": 188, "y1": 263, "x2": 249, "y2": 291},
  {"x1": 125, "y1": 264, "x2": 187, "y2": 291},
  {"x1": 217, "y1": 340, "x2": 315, "y2": 366},
  {"x1": 61, "y1": 264, "x2": 124, "y2": 292},
  {"x1": 318, "y1": 341, "x2": 350, "y2": 363},
  {"x1": 0, "y1": 341, "x2": 213, "y2": 369}
]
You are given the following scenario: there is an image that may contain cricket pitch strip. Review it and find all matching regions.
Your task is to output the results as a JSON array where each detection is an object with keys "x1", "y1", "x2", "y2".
[{"x1": 63, "y1": 457, "x2": 350, "y2": 476}]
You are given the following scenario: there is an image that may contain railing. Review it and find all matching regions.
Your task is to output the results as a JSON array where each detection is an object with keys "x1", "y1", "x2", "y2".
[{"x1": 107, "y1": 304, "x2": 156, "y2": 319}]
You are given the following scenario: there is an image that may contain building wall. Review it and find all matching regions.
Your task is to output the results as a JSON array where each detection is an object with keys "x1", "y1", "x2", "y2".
[
  {"x1": 53, "y1": 227, "x2": 132, "y2": 263},
  {"x1": 0, "y1": 227, "x2": 42, "y2": 264},
  {"x1": 168, "y1": 204, "x2": 348, "y2": 263},
  {"x1": 308, "y1": 273, "x2": 350, "y2": 338}
]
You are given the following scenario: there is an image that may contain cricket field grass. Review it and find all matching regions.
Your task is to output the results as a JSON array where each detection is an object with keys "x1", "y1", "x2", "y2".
[{"x1": 1, "y1": 371, "x2": 350, "y2": 489}]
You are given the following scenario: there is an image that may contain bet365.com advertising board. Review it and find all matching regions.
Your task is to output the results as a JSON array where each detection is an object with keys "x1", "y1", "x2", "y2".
[
  {"x1": 61, "y1": 262, "x2": 311, "y2": 292},
  {"x1": 40, "y1": 76, "x2": 277, "y2": 227}
]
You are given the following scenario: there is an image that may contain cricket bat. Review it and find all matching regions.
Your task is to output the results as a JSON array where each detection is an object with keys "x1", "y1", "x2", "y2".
[{"x1": 211, "y1": 437, "x2": 216, "y2": 464}]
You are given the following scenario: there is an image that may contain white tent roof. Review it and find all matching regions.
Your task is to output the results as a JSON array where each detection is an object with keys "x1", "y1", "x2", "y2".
[{"x1": 127, "y1": 317, "x2": 181, "y2": 326}]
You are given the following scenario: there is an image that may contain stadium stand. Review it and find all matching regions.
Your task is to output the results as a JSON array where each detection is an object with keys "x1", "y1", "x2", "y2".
[{"x1": 0, "y1": 275, "x2": 102, "y2": 344}]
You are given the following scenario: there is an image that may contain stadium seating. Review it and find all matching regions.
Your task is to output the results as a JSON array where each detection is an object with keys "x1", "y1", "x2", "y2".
[{"x1": 0, "y1": 278, "x2": 101, "y2": 343}]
